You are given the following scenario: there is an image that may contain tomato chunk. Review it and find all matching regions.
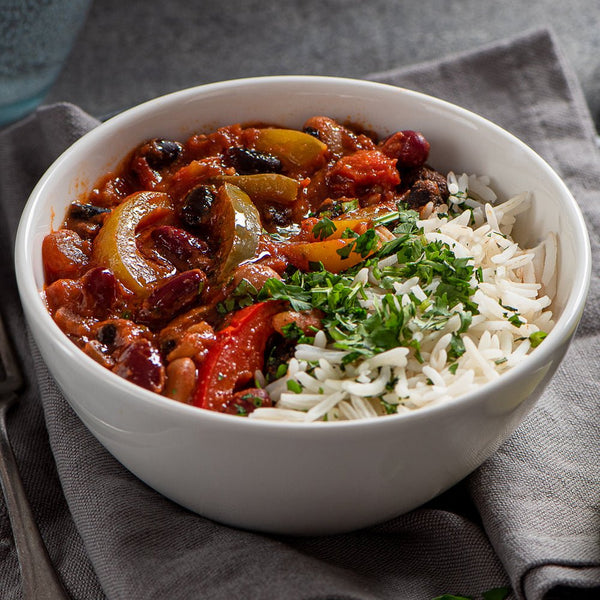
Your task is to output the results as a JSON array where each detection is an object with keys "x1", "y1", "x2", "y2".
[
  {"x1": 328, "y1": 150, "x2": 400, "y2": 197},
  {"x1": 42, "y1": 229, "x2": 90, "y2": 283},
  {"x1": 192, "y1": 301, "x2": 281, "y2": 413}
]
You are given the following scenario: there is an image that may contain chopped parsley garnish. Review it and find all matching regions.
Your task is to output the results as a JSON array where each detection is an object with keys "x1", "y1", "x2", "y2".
[
  {"x1": 380, "y1": 399, "x2": 399, "y2": 414},
  {"x1": 315, "y1": 197, "x2": 359, "y2": 218},
  {"x1": 341, "y1": 227, "x2": 359, "y2": 239},
  {"x1": 529, "y1": 330, "x2": 547, "y2": 347},
  {"x1": 260, "y1": 277, "x2": 313, "y2": 312},
  {"x1": 281, "y1": 321, "x2": 304, "y2": 340},
  {"x1": 341, "y1": 198, "x2": 359, "y2": 213},
  {"x1": 217, "y1": 278, "x2": 259, "y2": 314},
  {"x1": 286, "y1": 379, "x2": 303, "y2": 394},
  {"x1": 312, "y1": 216, "x2": 336, "y2": 240},
  {"x1": 508, "y1": 314, "x2": 524, "y2": 327},
  {"x1": 336, "y1": 228, "x2": 379, "y2": 259},
  {"x1": 281, "y1": 321, "x2": 313, "y2": 344},
  {"x1": 448, "y1": 333, "x2": 466, "y2": 361},
  {"x1": 275, "y1": 363, "x2": 288, "y2": 379}
]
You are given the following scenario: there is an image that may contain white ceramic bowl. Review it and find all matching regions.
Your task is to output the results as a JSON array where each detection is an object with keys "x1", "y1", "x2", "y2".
[{"x1": 15, "y1": 76, "x2": 591, "y2": 535}]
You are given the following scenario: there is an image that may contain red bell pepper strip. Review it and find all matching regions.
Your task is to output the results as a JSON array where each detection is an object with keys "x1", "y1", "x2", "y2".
[{"x1": 192, "y1": 301, "x2": 281, "y2": 413}]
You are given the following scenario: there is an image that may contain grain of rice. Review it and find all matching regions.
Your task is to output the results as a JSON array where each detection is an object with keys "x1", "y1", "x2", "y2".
[
  {"x1": 352, "y1": 267, "x2": 370, "y2": 284},
  {"x1": 341, "y1": 366, "x2": 391, "y2": 397},
  {"x1": 491, "y1": 243, "x2": 518, "y2": 264},
  {"x1": 306, "y1": 391, "x2": 347, "y2": 422},
  {"x1": 249, "y1": 408, "x2": 309, "y2": 421},
  {"x1": 422, "y1": 365, "x2": 446, "y2": 387},
  {"x1": 350, "y1": 396, "x2": 379, "y2": 418},
  {"x1": 313, "y1": 330, "x2": 328, "y2": 348},
  {"x1": 254, "y1": 370, "x2": 266, "y2": 388},
  {"x1": 366, "y1": 347, "x2": 409, "y2": 369},
  {"x1": 507, "y1": 339, "x2": 532, "y2": 367},
  {"x1": 338, "y1": 400, "x2": 360, "y2": 420},
  {"x1": 278, "y1": 393, "x2": 324, "y2": 411}
]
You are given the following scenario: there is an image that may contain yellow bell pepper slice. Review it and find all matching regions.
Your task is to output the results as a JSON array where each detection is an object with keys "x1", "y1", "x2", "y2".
[
  {"x1": 93, "y1": 191, "x2": 174, "y2": 296},
  {"x1": 253, "y1": 128, "x2": 327, "y2": 173},
  {"x1": 282, "y1": 236, "x2": 380, "y2": 273},
  {"x1": 221, "y1": 173, "x2": 299, "y2": 205}
]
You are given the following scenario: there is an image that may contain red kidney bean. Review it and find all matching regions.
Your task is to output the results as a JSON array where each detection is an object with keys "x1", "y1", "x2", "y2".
[
  {"x1": 138, "y1": 269, "x2": 207, "y2": 328},
  {"x1": 380, "y1": 130, "x2": 430, "y2": 168},
  {"x1": 151, "y1": 225, "x2": 212, "y2": 271},
  {"x1": 82, "y1": 267, "x2": 118, "y2": 314},
  {"x1": 232, "y1": 263, "x2": 281, "y2": 291},
  {"x1": 272, "y1": 308, "x2": 323, "y2": 336},
  {"x1": 113, "y1": 338, "x2": 165, "y2": 393},
  {"x1": 130, "y1": 139, "x2": 183, "y2": 188}
]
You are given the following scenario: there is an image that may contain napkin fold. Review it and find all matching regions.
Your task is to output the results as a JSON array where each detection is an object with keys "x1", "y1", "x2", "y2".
[{"x1": 1, "y1": 27, "x2": 599, "y2": 600}]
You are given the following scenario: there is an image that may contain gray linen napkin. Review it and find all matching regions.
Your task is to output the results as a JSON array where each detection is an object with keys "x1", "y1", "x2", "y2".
[{"x1": 0, "y1": 27, "x2": 598, "y2": 600}]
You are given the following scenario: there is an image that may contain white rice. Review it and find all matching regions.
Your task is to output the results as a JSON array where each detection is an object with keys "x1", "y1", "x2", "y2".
[{"x1": 250, "y1": 172, "x2": 555, "y2": 423}]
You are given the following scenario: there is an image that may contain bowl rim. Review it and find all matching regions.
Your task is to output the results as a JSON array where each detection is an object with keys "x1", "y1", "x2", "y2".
[{"x1": 14, "y1": 74, "x2": 593, "y2": 433}]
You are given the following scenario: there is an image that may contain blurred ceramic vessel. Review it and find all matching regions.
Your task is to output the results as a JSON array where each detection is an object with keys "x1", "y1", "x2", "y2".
[{"x1": 0, "y1": 0, "x2": 92, "y2": 126}]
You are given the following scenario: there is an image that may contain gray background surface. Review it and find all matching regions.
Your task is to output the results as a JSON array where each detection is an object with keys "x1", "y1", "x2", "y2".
[{"x1": 44, "y1": 0, "x2": 600, "y2": 129}]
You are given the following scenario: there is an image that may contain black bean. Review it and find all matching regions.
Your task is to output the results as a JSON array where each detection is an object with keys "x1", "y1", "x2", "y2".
[
  {"x1": 68, "y1": 203, "x2": 110, "y2": 220},
  {"x1": 180, "y1": 185, "x2": 216, "y2": 229},
  {"x1": 97, "y1": 323, "x2": 117, "y2": 346},
  {"x1": 303, "y1": 126, "x2": 321, "y2": 139},
  {"x1": 139, "y1": 138, "x2": 183, "y2": 170},
  {"x1": 224, "y1": 146, "x2": 281, "y2": 175},
  {"x1": 160, "y1": 338, "x2": 177, "y2": 356}
]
